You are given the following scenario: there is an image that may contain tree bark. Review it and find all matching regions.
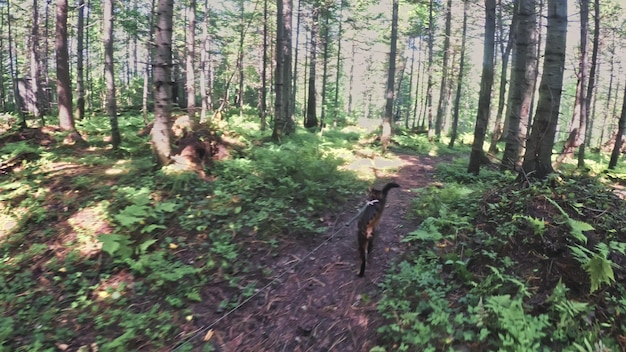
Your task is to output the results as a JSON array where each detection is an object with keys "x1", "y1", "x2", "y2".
[
  {"x1": 489, "y1": 0, "x2": 519, "y2": 154},
  {"x1": 556, "y1": 0, "x2": 589, "y2": 166},
  {"x1": 30, "y1": 0, "x2": 42, "y2": 121},
  {"x1": 151, "y1": 0, "x2": 174, "y2": 166},
  {"x1": 56, "y1": 0, "x2": 83, "y2": 142},
  {"x1": 599, "y1": 35, "x2": 616, "y2": 148},
  {"x1": 7, "y1": 0, "x2": 26, "y2": 128},
  {"x1": 236, "y1": 0, "x2": 244, "y2": 115},
  {"x1": 501, "y1": 0, "x2": 537, "y2": 170},
  {"x1": 292, "y1": 0, "x2": 301, "y2": 121},
  {"x1": 579, "y1": 0, "x2": 599, "y2": 167},
  {"x1": 200, "y1": 0, "x2": 210, "y2": 124},
  {"x1": 520, "y1": 0, "x2": 568, "y2": 179},
  {"x1": 76, "y1": 0, "x2": 85, "y2": 121},
  {"x1": 186, "y1": 0, "x2": 196, "y2": 120},
  {"x1": 467, "y1": 0, "x2": 496, "y2": 175},
  {"x1": 320, "y1": 10, "x2": 330, "y2": 130},
  {"x1": 434, "y1": 0, "x2": 452, "y2": 139},
  {"x1": 425, "y1": 0, "x2": 435, "y2": 139},
  {"x1": 406, "y1": 38, "x2": 416, "y2": 129},
  {"x1": 304, "y1": 8, "x2": 319, "y2": 129},
  {"x1": 608, "y1": 82, "x2": 626, "y2": 169},
  {"x1": 104, "y1": 0, "x2": 121, "y2": 148},
  {"x1": 333, "y1": 2, "x2": 343, "y2": 127},
  {"x1": 449, "y1": 0, "x2": 468, "y2": 148},
  {"x1": 272, "y1": 0, "x2": 295, "y2": 139},
  {"x1": 142, "y1": 0, "x2": 156, "y2": 124},
  {"x1": 381, "y1": 0, "x2": 399, "y2": 153},
  {"x1": 258, "y1": 0, "x2": 268, "y2": 129}
]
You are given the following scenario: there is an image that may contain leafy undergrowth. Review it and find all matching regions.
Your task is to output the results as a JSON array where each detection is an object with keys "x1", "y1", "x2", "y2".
[
  {"x1": 0, "y1": 113, "x2": 369, "y2": 351},
  {"x1": 375, "y1": 158, "x2": 626, "y2": 351}
]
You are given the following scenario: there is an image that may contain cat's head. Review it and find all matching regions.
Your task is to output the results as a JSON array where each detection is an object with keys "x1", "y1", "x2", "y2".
[{"x1": 367, "y1": 187, "x2": 383, "y2": 200}]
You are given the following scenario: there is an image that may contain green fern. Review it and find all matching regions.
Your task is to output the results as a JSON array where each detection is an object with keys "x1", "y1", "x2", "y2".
[
  {"x1": 544, "y1": 196, "x2": 594, "y2": 243},
  {"x1": 513, "y1": 214, "x2": 547, "y2": 236},
  {"x1": 569, "y1": 244, "x2": 616, "y2": 293},
  {"x1": 403, "y1": 217, "x2": 444, "y2": 242},
  {"x1": 569, "y1": 220, "x2": 594, "y2": 244},
  {"x1": 584, "y1": 246, "x2": 615, "y2": 293}
]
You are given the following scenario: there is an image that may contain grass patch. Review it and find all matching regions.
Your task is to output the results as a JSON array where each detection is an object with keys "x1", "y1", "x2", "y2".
[
  {"x1": 0, "y1": 112, "x2": 377, "y2": 350},
  {"x1": 375, "y1": 157, "x2": 626, "y2": 351}
]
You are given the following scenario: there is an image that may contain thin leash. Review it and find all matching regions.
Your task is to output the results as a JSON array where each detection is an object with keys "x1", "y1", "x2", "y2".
[
  {"x1": 170, "y1": 200, "x2": 375, "y2": 351},
  {"x1": 344, "y1": 199, "x2": 378, "y2": 225}
]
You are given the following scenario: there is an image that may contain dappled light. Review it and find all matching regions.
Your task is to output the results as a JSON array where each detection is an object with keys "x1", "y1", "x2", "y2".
[
  {"x1": 1, "y1": 0, "x2": 626, "y2": 349},
  {"x1": 67, "y1": 205, "x2": 112, "y2": 257}
]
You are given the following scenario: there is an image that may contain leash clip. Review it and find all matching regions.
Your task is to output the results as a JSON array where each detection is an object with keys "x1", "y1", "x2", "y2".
[{"x1": 366, "y1": 199, "x2": 379, "y2": 206}]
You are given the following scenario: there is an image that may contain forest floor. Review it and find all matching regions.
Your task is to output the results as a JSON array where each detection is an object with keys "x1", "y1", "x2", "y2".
[
  {"x1": 185, "y1": 152, "x2": 448, "y2": 351},
  {"x1": 5, "y1": 121, "x2": 626, "y2": 351}
]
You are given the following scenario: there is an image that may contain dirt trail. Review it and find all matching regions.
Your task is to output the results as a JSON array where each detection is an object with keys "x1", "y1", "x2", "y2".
[{"x1": 193, "y1": 153, "x2": 444, "y2": 351}]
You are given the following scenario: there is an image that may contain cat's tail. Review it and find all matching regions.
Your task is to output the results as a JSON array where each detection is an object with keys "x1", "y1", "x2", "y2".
[{"x1": 382, "y1": 182, "x2": 400, "y2": 196}]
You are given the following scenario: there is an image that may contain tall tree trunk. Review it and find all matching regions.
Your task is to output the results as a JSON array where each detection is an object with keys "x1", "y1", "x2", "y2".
[
  {"x1": 521, "y1": 0, "x2": 567, "y2": 179},
  {"x1": 347, "y1": 41, "x2": 355, "y2": 115},
  {"x1": 579, "y1": 0, "x2": 599, "y2": 167},
  {"x1": 258, "y1": 0, "x2": 268, "y2": 129},
  {"x1": 56, "y1": 0, "x2": 82, "y2": 142},
  {"x1": 304, "y1": 8, "x2": 318, "y2": 129},
  {"x1": 152, "y1": 0, "x2": 174, "y2": 166},
  {"x1": 283, "y1": 0, "x2": 293, "y2": 125},
  {"x1": 186, "y1": 0, "x2": 196, "y2": 120},
  {"x1": 588, "y1": 62, "x2": 600, "y2": 146},
  {"x1": 467, "y1": 0, "x2": 496, "y2": 175},
  {"x1": 133, "y1": 1, "x2": 139, "y2": 76},
  {"x1": 200, "y1": 1, "x2": 210, "y2": 124},
  {"x1": 30, "y1": 0, "x2": 42, "y2": 121},
  {"x1": 272, "y1": 0, "x2": 294, "y2": 140},
  {"x1": 556, "y1": 0, "x2": 589, "y2": 165},
  {"x1": 208, "y1": 33, "x2": 214, "y2": 114},
  {"x1": 125, "y1": 38, "x2": 131, "y2": 91},
  {"x1": 381, "y1": 0, "x2": 398, "y2": 153},
  {"x1": 414, "y1": 36, "x2": 424, "y2": 129},
  {"x1": 84, "y1": 1, "x2": 91, "y2": 111},
  {"x1": 394, "y1": 58, "x2": 406, "y2": 126},
  {"x1": 333, "y1": 2, "x2": 343, "y2": 127},
  {"x1": 528, "y1": 0, "x2": 544, "y2": 139},
  {"x1": 43, "y1": 0, "x2": 52, "y2": 113},
  {"x1": 237, "y1": 0, "x2": 244, "y2": 115},
  {"x1": 76, "y1": 0, "x2": 85, "y2": 121},
  {"x1": 425, "y1": 0, "x2": 435, "y2": 139},
  {"x1": 609, "y1": 82, "x2": 626, "y2": 169},
  {"x1": 406, "y1": 37, "x2": 416, "y2": 129},
  {"x1": 0, "y1": 9, "x2": 5, "y2": 111},
  {"x1": 104, "y1": 0, "x2": 120, "y2": 148},
  {"x1": 501, "y1": 0, "x2": 537, "y2": 171},
  {"x1": 599, "y1": 35, "x2": 615, "y2": 148},
  {"x1": 489, "y1": 0, "x2": 518, "y2": 153},
  {"x1": 434, "y1": 0, "x2": 451, "y2": 139},
  {"x1": 292, "y1": 0, "x2": 301, "y2": 120},
  {"x1": 303, "y1": 32, "x2": 309, "y2": 119},
  {"x1": 449, "y1": 0, "x2": 468, "y2": 148},
  {"x1": 142, "y1": 0, "x2": 156, "y2": 124},
  {"x1": 7, "y1": 0, "x2": 25, "y2": 128},
  {"x1": 320, "y1": 10, "x2": 330, "y2": 131}
]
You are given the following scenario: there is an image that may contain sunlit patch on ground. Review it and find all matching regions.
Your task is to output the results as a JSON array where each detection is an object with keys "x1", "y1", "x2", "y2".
[
  {"x1": 342, "y1": 153, "x2": 407, "y2": 181},
  {"x1": 68, "y1": 203, "x2": 113, "y2": 257},
  {"x1": 92, "y1": 269, "x2": 135, "y2": 302},
  {"x1": 0, "y1": 214, "x2": 18, "y2": 240},
  {"x1": 371, "y1": 155, "x2": 405, "y2": 169},
  {"x1": 105, "y1": 159, "x2": 133, "y2": 175}
]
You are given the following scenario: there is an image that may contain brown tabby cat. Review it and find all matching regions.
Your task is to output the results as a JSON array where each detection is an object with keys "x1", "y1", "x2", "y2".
[{"x1": 357, "y1": 182, "x2": 400, "y2": 277}]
